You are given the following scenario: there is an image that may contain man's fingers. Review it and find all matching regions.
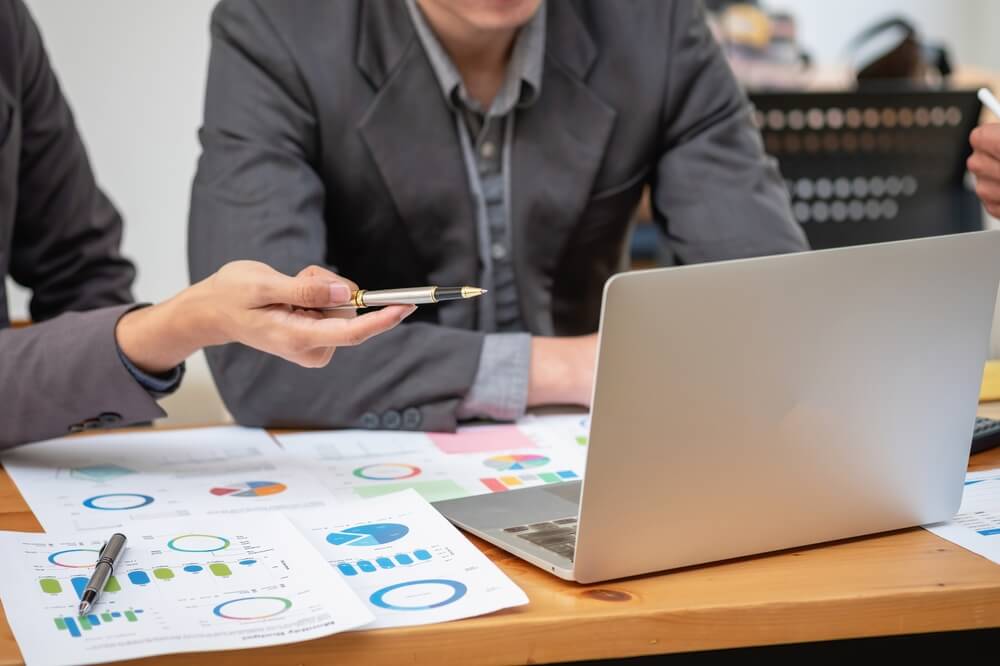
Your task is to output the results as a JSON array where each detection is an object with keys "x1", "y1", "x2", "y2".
[
  {"x1": 296, "y1": 265, "x2": 359, "y2": 292},
  {"x1": 971, "y1": 124, "x2": 1000, "y2": 162},
  {"x1": 300, "y1": 305, "x2": 415, "y2": 349}
]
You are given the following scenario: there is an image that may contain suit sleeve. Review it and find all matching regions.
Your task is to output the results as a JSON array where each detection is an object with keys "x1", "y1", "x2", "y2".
[
  {"x1": 188, "y1": 0, "x2": 484, "y2": 432},
  {"x1": 650, "y1": 1, "x2": 809, "y2": 262},
  {"x1": 7, "y1": 0, "x2": 137, "y2": 321},
  {"x1": 0, "y1": 305, "x2": 166, "y2": 450}
]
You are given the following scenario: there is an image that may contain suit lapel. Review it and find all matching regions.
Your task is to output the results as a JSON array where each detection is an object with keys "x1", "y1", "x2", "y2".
[
  {"x1": 511, "y1": 2, "x2": 617, "y2": 334},
  {"x1": 357, "y1": 2, "x2": 479, "y2": 328}
]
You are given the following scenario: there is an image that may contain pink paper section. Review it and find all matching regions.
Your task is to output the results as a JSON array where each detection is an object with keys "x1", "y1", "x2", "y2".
[{"x1": 429, "y1": 425, "x2": 537, "y2": 454}]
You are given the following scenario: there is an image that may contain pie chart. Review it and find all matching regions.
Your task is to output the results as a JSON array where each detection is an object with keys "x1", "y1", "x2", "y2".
[
  {"x1": 483, "y1": 454, "x2": 550, "y2": 471},
  {"x1": 326, "y1": 522, "x2": 410, "y2": 547},
  {"x1": 210, "y1": 481, "x2": 287, "y2": 498}
]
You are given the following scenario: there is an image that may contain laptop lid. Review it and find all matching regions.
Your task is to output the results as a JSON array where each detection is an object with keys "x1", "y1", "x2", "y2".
[{"x1": 572, "y1": 231, "x2": 1000, "y2": 583}]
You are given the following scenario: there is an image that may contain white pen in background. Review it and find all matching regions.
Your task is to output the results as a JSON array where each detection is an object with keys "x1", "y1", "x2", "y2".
[{"x1": 978, "y1": 88, "x2": 1000, "y2": 119}]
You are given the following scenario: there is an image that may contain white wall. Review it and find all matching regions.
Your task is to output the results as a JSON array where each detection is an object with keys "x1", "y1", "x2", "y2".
[{"x1": 6, "y1": 0, "x2": 1000, "y2": 424}]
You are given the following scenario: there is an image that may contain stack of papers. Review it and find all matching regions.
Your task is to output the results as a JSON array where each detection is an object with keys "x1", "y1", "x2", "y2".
[
  {"x1": 0, "y1": 420, "x2": 588, "y2": 665},
  {"x1": 924, "y1": 468, "x2": 1000, "y2": 565}
]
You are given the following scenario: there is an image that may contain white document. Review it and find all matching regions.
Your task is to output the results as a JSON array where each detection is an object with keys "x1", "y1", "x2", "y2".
[
  {"x1": 924, "y1": 468, "x2": 1000, "y2": 564},
  {"x1": 288, "y1": 490, "x2": 528, "y2": 628},
  {"x1": 0, "y1": 514, "x2": 373, "y2": 666},
  {"x1": 1, "y1": 427, "x2": 336, "y2": 532},
  {"x1": 275, "y1": 414, "x2": 589, "y2": 504}
]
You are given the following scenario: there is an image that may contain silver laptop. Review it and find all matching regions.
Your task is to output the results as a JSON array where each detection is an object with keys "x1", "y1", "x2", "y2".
[{"x1": 435, "y1": 231, "x2": 1000, "y2": 583}]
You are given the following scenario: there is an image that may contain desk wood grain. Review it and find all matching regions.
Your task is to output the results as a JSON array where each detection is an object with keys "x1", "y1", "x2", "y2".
[{"x1": 2, "y1": 414, "x2": 1000, "y2": 666}]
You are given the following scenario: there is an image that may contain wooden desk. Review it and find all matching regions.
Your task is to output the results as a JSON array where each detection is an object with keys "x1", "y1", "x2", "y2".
[{"x1": 2, "y1": 416, "x2": 1000, "y2": 666}]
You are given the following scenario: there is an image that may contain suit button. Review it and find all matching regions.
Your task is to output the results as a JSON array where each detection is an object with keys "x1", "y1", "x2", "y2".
[
  {"x1": 98, "y1": 412, "x2": 122, "y2": 425},
  {"x1": 68, "y1": 423, "x2": 86, "y2": 433},
  {"x1": 382, "y1": 410, "x2": 402, "y2": 430},
  {"x1": 360, "y1": 412, "x2": 379, "y2": 429},
  {"x1": 403, "y1": 408, "x2": 422, "y2": 429}
]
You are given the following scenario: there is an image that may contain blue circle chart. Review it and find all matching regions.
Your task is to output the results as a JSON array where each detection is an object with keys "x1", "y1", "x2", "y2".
[
  {"x1": 167, "y1": 534, "x2": 231, "y2": 553},
  {"x1": 326, "y1": 523, "x2": 409, "y2": 547},
  {"x1": 213, "y1": 596, "x2": 292, "y2": 620},
  {"x1": 369, "y1": 579, "x2": 468, "y2": 611},
  {"x1": 47, "y1": 548, "x2": 100, "y2": 568},
  {"x1": 82, "y1": 493, "x2": 154, "y2": 511}
]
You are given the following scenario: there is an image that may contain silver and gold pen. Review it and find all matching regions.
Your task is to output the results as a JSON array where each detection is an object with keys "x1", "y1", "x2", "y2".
[{"x1": 323, "y1": 286, "x2": 487, "y2": 310}]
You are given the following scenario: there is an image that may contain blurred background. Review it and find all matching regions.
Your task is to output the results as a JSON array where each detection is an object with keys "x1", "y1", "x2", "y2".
[{"x1": 8, "y1": 0, "x2": 1000, "y2": 424}]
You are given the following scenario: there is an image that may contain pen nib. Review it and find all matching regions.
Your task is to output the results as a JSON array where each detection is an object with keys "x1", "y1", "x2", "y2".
[
  {"x1": 461, "y1": 286, "x2": 487, "y2": 298},
  {"x1": 78, "y1": 601, "x2": 91, "y2": 616}
]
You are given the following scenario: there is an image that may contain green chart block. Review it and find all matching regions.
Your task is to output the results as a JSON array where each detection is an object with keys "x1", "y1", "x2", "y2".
[
  {"x1": 538, "y1": 472, "x2": 561, "y2": 483},
  {"x1": 153, "y1": 568, "x2": 174, "y2": 580},
  {"x1": 53, "y1": 618, "x2": 66, "y2": 631},
  {"x1": 104, "y1": 576, "x2": 122, "y2": 592},
  {"x1": 124, "y1": 610, "x2": 139, "y2": 622},
  {"x1": 354, "y1": 479, "x2": 467, "y2": 503},
  {"x1": 576, "y1": 436, "x2": 588, "y2": 446},
  {"x1": 78, "y1": 616, "x2": 93, "y2": 631},
  {"x1": 209, "y1": 563, "x2": 232, "y2": 577},
  {"x1": 101, "y1": 613, "x2": 113, "y2": 623},
  {"x1": 39, "y1": 578, "x2": 62, "y2": 594}
]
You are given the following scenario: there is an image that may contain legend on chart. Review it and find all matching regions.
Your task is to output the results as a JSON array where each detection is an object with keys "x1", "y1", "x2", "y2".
[{"x1": 480, "y1": 470, "x2": 579, "y2": 493}]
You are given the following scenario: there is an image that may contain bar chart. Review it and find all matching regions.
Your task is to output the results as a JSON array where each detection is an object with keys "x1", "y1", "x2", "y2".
[
  {"x1": 54, "y1": 609, "x2": 144, "y2": 638},
  {"x1": 335, "y1": 549, "x2": 434, "y2": 577}
]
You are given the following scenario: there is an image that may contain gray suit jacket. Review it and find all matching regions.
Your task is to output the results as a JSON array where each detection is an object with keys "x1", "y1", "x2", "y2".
[
  {"x1": 189, "y1": 0, "x2": 808, "y2": 432},
  {"x1": 0, "y1": 0, "x2": 164, "y2": 449}
]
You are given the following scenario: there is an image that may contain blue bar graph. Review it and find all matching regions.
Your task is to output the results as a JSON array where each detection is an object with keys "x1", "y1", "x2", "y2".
[
  {"x1": 395, "y1": 554, "x2": 413, "y2": 565},
  {"x1": 357, "y1": 560, "x2": 376, "y2": 573},
  {"x1": 375, "y1": 557, "x2": 395, "y2": 569},
  {"x1": 337, "y1": 563, "x2": 358, "y2": 576},
  {"x1": 71, "y1": 576, "x2": 89, "y2": 600},
  {"x1": 414, "y1": 549, "x2": 432, "y2": 561},
  {"x1": 127, "y1": 570, "x2": 151, "y2": 585},
  {"x1": 335, "y1": 549, "x2": 435, "y2": 576}
]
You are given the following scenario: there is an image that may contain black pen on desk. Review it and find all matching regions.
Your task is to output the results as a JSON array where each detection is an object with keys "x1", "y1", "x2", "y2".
[
  {"x1": 78, "y1": 533, "x2": 127, "y2": 615},
  {"x1": 321, "y1": 285, "x2": 487, "y2": 310}
]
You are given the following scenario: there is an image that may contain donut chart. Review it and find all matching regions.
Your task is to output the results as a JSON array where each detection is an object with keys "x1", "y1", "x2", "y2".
[
  {"x1": 81, "y1": 493, "x2": 154, "y2": 511},
  {"x1": 212, "y1": 596, "x2": 292, "y2": 620},
  {"x1": 47, "y1": 548, "x2": 100, "y2": 568},
  {"x1": 167, "y1": 534, "x2": 231, "y2": 553},
  {"x1": 352, "y1": 464, "x2": 421, "y2": 481},
  {"x1": 369, "y1": 579, "x2": 467, "y2": 611}
]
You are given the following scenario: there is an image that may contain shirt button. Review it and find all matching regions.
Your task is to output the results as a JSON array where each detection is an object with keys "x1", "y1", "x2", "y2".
[
  {"x1": 480, "y1": 141, "x2": 496, "y2": 159},
  {"x1": 491, "y1": 242, "x2": 508, "y2": 261},
  {"x1": 360, "y1": 412, "x2": 380, "y2": 430},
  {"x1": 403, "y1": 408, "x2": 422, "y2": 429},
  {"x1": 382, "y1": 410, "x2": 402, "y2": 430}
]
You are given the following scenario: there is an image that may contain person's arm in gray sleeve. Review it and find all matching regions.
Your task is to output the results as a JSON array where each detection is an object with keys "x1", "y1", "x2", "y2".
[
  {"x1": 7, "y1": 0, "x2": 137, "y2": 320},
  {"x1": 0, "y1": 305, "x2": 167, "y2": 450},
  {"x1": 188, "y1": 0, "x2": 485, "y2": 432},
  {"x1": 650, "y1": 1, "x2": 809, "y2": 262}
]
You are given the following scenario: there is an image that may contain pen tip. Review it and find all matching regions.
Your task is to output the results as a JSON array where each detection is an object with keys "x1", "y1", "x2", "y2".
[{"x1": 78, "y1": 602, "x2": 90, "y2": 615}]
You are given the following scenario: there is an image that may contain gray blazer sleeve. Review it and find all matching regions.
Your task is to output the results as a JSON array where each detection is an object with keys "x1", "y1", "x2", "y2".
[
  {"x1": 188, "y1": 2, "x2": 483, "y2": 432},
  {"x1": 0, "y1": 305, "x2": 166, "y2": 450},
  {"x1": 650, "y1": 1, "x2": 809, "y2": 261}
]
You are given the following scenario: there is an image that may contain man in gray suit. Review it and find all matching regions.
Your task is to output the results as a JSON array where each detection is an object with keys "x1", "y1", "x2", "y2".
[
  {"x1": 189, "y1": 0, "x2": 808, "y2": 433},
  {"x1": 0, "y1": 0, "x2": 411, "y2": 449}
]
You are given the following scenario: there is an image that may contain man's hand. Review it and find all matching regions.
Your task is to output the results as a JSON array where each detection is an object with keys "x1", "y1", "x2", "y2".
[
  {"x1": 527, "y1": 334, "x2": 598, "y2": 408},
  {"x1": 969, "y1": 124, "x2": 1000, "y2": 217},
  {"x1": 115, "y1": 261, "x2": 415, "y2": 374}
]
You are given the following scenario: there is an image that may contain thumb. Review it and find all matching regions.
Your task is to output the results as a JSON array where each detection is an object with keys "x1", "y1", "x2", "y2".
[{"x1": 259, "y1": 272, "x2": 353, "y2": 308}]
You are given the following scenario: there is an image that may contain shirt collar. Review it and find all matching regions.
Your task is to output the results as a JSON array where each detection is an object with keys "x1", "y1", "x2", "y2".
[{"x1": 405, "y1": 0, "x2": 546, "y2": 116}]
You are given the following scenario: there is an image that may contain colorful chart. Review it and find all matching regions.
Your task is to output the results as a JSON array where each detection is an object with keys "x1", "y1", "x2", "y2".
[
  {"x1": 167, "y1": 534, "x2": 231, "y2": 553},
  {"x1": 481, "y1": 470, "x2": 579, "y2": 493},
  {"x1": 209, "y1": 481, "x2": 287, "y2": 498},
  {"x1": 54, "y1": 609, "x2": 143, "y2": 637},
  {"x1": 81, "y1": 493, "x2": 154, "y2": 510},
  {"x1": 369, "y1": 579, "x2": 467, "y2": 611},
  {"x1": 212, "y1": 596, "x2": 292, "y2": 620},
  {"x1": 326, "y1": 523, "x2": 409, "y2": 547},
  {"x1": 47, "y1": 548, "x2": 99, "y2": 568},
  {"x1": 337, "y1": 550, "x2": 433, "y2": 576},
  {"x1": 69, "y1": 464, "x2": 136, "y2": 483},
  {"x1": 483, "y1": 454, "x2": 550, "y2": 471},
  {"x1": 352, "y1": 464, "x2": 421, "y2": 481}
]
